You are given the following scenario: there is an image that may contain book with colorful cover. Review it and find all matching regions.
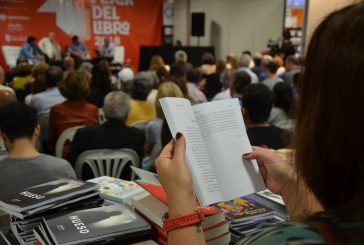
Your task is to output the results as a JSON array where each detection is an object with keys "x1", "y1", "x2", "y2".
[
  {"x1": 215, "y1": 196, "x2": 273, "y2": 223},
  {"x1": 87, "y1": 176, "x2": 145, "y2": 204}
]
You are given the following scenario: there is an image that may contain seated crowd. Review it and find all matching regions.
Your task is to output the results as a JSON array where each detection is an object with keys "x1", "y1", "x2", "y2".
[
  {"x1": 2, "y1": 2, "x2": 363, "y2": 242},
  {"x1": 0, "y1": 39, "x2": 298, "y2": 181}
]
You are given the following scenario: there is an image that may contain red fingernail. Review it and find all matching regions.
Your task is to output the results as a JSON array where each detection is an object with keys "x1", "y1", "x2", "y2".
[{"x1": 176, "y1": 132, "x2": 182, "y2": 139}]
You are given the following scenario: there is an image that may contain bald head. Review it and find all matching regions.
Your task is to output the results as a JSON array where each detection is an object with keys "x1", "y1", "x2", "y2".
[{"x1": 0, "y1": 90, "x2": 17, "y2": 107}]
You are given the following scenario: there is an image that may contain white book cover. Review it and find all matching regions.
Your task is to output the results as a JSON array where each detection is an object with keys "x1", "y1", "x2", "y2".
[{"x1": 160, "y1": 98, "x2": 265, "y2": 206}]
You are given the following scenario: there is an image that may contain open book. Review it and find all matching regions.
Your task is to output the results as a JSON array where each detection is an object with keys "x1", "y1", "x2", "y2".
[{"x1": 160, "y1": 98, "x2": 265, "y2": 206}]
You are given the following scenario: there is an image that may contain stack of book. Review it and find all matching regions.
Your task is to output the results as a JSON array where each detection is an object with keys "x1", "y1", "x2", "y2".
[
  {"x1": 87, "y1": 176, "x2": 146, "y2": 205},
  {"x1": 215, "y1": 196, "x2": 285, "y2": 243},
  {"x1": 0, "y1": 179, "x2": 102, "y2": 245},
  {"x1": 33, "y1": 204, "x2": 151, "y2": 245},
  {"x1": 132, "y1": 182, "x2": 231, "y2": 245}
]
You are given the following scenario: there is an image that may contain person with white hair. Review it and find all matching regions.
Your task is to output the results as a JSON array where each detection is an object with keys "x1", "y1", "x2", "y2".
[
  {"x1": 38, "y1": 32, "x2": 62, "y2": 61},
  {"x1": 237, "y1": 54, "x2": 259, "y2": 84},
  {"x1": 66, "y1": 91, "x2": 145, "y2": 179}
]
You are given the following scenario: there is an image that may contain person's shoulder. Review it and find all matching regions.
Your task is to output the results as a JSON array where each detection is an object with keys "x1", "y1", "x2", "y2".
[
  {"x1": 127, "y1": 125, "x2": 145, "y2": 138},
  {"x1": 237, "y1": 221, "x2": 324, "y2": 244}
]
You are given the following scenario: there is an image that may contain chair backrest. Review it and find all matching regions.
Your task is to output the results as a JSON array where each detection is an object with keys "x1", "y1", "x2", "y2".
[
  {"x1": 1, "y1": 46, "x2": 21, "y2": 68},
  {"x1": 55, "y1": 126, "x2": 84, "y2": 158},
  {"x1": 112, "y1": 46, "x2": 125, "y2": 64},
  {"x1": 130, "y1": 120, "x2": 153, "y2": 131},
  {"x1": 98, "y1": 108, "x2": 106, "y2": 124},
  {"x1": 38, "y1": 115, "x2": 50, "y2": 142},
  {"x1": 75, "y1": 148, "x2": 139, "y2": 180},
  {"x1": 0, "y1": 137, "x2": 5, "y2": 151}
]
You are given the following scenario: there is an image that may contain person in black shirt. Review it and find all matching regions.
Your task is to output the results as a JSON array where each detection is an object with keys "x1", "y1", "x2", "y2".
[{"x1": 242, "y1": 83, "x2": 289, "y2": 149}]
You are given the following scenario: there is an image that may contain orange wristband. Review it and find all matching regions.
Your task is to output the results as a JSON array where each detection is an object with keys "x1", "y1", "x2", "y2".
[{"x1": 163, "y1": 210, "x2": 205, "y2": 233}]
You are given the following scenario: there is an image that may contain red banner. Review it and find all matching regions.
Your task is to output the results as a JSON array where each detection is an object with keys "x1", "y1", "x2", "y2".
[{"x1": 0, "y1": 0, "x2": 163, "y2": 70}]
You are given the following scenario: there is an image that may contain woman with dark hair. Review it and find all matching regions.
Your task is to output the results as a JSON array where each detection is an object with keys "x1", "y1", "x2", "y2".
[
  {"x1": 200, "y1": 52, "x2": 216, "y2": 76},
  {"x1": 87, "y1": 63, "x2": 112, "y2": 108},
  {"x1": 155, "y1": 2, "x2": 364, "y2": 244},
  {"x1": 269, "y1": 82, "x2": 294, "y2": 131}
]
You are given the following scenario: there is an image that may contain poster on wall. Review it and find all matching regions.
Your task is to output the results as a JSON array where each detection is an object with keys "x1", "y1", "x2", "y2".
[{"x1": 0, "y1": 0, "x2": 163, "y2": 70}]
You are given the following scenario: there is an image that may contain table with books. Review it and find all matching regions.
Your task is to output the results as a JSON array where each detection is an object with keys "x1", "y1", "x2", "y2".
[{"x1": 0, "y1": 172, "x2": 287, "y2": 245}]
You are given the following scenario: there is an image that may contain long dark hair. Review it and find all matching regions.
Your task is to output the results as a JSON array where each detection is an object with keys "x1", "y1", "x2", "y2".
[
  {"x1": 90, "y1": 63, "x2": 111, "y2": 95},
  {"x1": 293, "y1": 2, "x2": 364, "y2": 242}
]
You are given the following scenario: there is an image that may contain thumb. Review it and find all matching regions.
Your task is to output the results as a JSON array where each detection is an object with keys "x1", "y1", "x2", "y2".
[{"x1": 172, "y1": 132, "x2": 186, "y2": 162}]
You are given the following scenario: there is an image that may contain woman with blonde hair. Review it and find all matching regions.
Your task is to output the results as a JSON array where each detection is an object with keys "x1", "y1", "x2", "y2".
[
  {"x1": 48, "y1": 70, "x2": 98, "y2": 156},
  {"x1": 144, "y1": 82, "x2": 184, "y2": 165}
]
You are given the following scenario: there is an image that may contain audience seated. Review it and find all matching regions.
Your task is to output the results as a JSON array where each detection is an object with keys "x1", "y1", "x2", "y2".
[
  {"x1": 11, "y1": 63, "x2": 34, "y2": 101},
  {"x1": 125, "y1": 73, "x2": 156, "y2": 126},
  {"x1": 281, "y1": 55, "x2": 301, "y2": 85},
  {"x1": 200, "y1": 53, "x2": 216, "y2": 76},
  {"x1": 186, "y1": 68, "x2": 207, "y2": 104},
  {"x1": 63, "y1": 56, "x2": 75, "y2": 78},
  {"x1": 203, "y1": 60, "x2": 224, "y2": 100},
  {"x1": 262, "y1": 60, "x2": 284, "y2": 90},
  {"x1": 147, "y1": 55, "x2": 166, "y2": 88},
  {"x1": 0, "y1": 102, "x2": 76, "y2": 196},
  {"x1": 230, "y1": 71, "x2": 251, "y2": 105},
  {"x1": 170, "y1": 50, "x2": 193, "y2": 76},
  {"x1": 170, "y1": 75, "x2": 191, "y2": 100},
  {"x1": 78, "y1": 61, "x2": 94, "y2": 75},
  {"x1": 0, "y1": 66, "x2": 15, "y2": 94},
  {"x1": 145, "y1": 82, "x2": 184, "y2": 157},
  {"x1": 0, "y1": 90, "x2": 17, "y2": 107},
  {"x1": 242, "y1": 83, "x2": 289, "y2": 149},
  {"x1": 87, "y1": 63, "x2": 112, "y2": 108},
  {"x1": 24, "y1": 74, "x2": 47, "y2": 105},
  {"x1": 269, "y1": 82, "x2": 294, "y2": 131},
  {"x1": 30, "y1": 66, "x2": 65, "y2": 118},
  {"x1": 48, "y1": 71, "x2": 99, "y2": 155},
  {"x1": 118, "y1": 67, "x2": 135, "y2": 92},
  {"x1": 212, "y1": 71, "x2": 232, "y2": 101},
  {"x1": 251, "y1": 53, "x2": 264, "y2": 78},
  {"x1": 258, "y1": 55, "x2": 273, "y2": 81},
  {"x1": 237, "y1": 54, "x2": 259, "y2": 84},
  {"x1": 67, "y1": 91, "x2": 145, "y2": 179}
]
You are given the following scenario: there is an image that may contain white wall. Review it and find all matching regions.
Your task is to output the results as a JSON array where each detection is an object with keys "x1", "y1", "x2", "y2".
[
  {"x1": 305, "y1": 0, "x2": 355, "y2": 50},
  {"x1": 174, "y1": 0, "x2": 284, "y2": 60}
]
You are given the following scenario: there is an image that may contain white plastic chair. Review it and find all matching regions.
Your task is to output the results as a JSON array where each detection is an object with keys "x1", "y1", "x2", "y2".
[
  {"x1": 1, "y1": 46, "x2": 21, "y2": 68},
  {"x1": 75, "y1": 148, "x2": 139, "y2": 180},
  {"x1": 98, "y1": 108, "x2": 106, "y2": 124},
  {"x1": 112, "y1": 46, "x2": 125, "y2": 64},
  {"x1": 55, "y1": 126, "x2": 84, "y2": 158}
]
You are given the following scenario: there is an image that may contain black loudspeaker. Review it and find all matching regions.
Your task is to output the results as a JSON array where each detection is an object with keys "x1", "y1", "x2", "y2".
[{"x1": 191, "y1": 13, "x2": 205, "y2": 37}]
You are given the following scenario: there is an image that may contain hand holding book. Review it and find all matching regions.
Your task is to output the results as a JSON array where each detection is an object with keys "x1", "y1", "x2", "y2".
[
  {"x1": 243, "y1": 146, "x2": 296, "y2": 195},
  {"x1": 155, "y1": 133, "x2": 196, "y2": 218}
]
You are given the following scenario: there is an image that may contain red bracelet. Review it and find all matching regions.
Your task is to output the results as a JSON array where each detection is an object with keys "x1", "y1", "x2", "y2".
[{"x1": 162, "y1": 210, "x2": 205, "y2": 233}]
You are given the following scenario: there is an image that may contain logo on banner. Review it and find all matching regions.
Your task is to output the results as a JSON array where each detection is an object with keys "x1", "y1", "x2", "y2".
[{"x1": 7, "y1": 23, "x2": 23, "y2": 32}]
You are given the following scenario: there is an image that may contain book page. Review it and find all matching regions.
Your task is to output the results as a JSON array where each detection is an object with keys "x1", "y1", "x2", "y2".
[
  {"x1": 193, "y1": 99, "x2": 265, "y2": 202},
  {"x1": 159, "y1": 98, "x2": 223, "y2": 206}
]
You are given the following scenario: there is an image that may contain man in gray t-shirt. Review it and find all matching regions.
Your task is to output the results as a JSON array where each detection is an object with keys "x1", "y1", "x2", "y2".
[{"x1": 0, "y1": 102, "x2": 76, "y2": 196}]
